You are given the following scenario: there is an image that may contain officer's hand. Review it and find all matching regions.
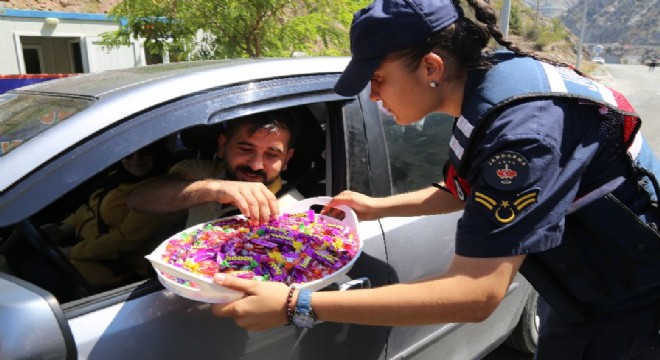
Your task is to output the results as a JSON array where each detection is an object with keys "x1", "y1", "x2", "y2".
[
  {"x1": 322, "y1": 190, "x2": 382, "y2": 221},
  {"x1": 213, "y1": 180, "x2": 279, "y2": 225},
  {"x1": 211, "y1": 273, "x2": 290, "y2": 332}
]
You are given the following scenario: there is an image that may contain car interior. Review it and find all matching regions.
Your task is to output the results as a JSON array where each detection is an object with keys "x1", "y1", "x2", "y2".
[{"x1": 0, "y1": 103, "x2": 329, "y2": 304}]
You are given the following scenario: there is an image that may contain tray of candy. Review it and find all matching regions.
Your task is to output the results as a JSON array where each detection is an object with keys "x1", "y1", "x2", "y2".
[{"x1": 146, "y1": 196, "x2": 362, "y2": 303}]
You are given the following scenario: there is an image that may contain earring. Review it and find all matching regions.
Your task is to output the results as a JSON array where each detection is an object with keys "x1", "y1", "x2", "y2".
[{"x1": 430, "y1": 81, "x2": 438, "y2": 88}]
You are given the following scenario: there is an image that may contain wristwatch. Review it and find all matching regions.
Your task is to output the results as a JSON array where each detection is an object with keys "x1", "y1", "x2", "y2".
[{"x1": 292, "y1": 289, "x2": 317, "y2": 328}]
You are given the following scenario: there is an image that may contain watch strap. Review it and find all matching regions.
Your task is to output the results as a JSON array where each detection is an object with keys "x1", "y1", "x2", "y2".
[{"x1": 296, "y1": 289, "x2": 313, "y2": 313}]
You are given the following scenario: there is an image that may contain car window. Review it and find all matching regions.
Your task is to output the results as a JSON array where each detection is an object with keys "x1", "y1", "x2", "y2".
[
  {"x1": 0, "y1": 93, "x2": 93, "y2": 156},
  {"x1": 0, "y1": 138, "x2": 182, "y2": 302},
  {"x1": 381, "y1": 110, "x2": 454, "y2": 194},
  {"x1": 0, "y1": 102, "x2": 330, "y2": 304}
]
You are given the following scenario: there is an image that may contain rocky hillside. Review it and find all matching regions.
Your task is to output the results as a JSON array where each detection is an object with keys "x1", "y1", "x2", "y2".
[
  {"x1": 562, "y1": 0, "x2": 659, "y2": 46},
  {"x1": 523, "y1": 0, "x2": 659, "y2": 45},
  {"x1": 1, "y1": 0, "x2": 121, "y2": 13},
  {"x1": 522, "y1": 0, "x2": 578, "y2": 18}
]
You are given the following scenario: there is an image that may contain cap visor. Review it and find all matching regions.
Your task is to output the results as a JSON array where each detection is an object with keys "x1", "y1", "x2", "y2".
[{"x1": 333, "y1": 57, "x2": 382, "y2": 97}]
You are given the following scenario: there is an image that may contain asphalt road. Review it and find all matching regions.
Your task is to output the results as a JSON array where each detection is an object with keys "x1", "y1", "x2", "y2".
[
  {"x1": 595, "y1": 64, "x2": 660, "y2": 156},
  {"x1": 482, "y1": 63, "x2": 660, "y2": 360}
]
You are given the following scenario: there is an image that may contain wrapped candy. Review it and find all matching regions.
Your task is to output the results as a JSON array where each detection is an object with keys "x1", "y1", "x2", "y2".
[{"x1": 161, "y1": 211, "x2": 359, "y2": 288}]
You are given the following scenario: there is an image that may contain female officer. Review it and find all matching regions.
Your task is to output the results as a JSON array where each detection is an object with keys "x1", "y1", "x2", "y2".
[{"x1": 211, "y1": 1, "x2": 660, "y2": 358}]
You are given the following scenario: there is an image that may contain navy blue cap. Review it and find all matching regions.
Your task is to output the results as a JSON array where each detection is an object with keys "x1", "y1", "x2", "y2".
[{"x1": 334, "y1": 0, "x2": 462, "y2": 97}]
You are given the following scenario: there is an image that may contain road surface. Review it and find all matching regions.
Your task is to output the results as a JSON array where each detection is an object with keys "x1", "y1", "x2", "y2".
[{"x1": 595, "y1": 64, "x2": 660, "y2": 156}]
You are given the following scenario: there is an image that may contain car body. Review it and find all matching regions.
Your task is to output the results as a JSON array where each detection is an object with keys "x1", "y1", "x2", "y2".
[
  {"x1": 593, "y1": 57, "x2": 605, "y2": 64},
  {"x1": 0, "y1": 57, "x2": 537, "y2": 360}
]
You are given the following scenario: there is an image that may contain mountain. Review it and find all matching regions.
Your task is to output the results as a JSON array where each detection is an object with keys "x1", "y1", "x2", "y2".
[
  {"x1": 523, "y1": 0, "x2": 659, "y2": 46},
  {"x1": 522, "y1": 0, "x2": 578, "y2": 18}
]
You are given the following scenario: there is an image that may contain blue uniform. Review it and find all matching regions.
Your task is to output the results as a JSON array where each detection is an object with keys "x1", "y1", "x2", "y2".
[{"x1": 444, "y1": 53, "x2": 660, "y2": 359}]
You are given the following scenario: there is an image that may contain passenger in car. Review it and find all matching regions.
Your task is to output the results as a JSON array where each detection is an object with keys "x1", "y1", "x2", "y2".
[
  {"x1": 127, "y1": 110, "x2": 304, "y2": 228},
  {"x1": 211, "y1": 1, "x2": 660, "y2": 359},
  {"x1": 40, "y1": 141, "x2": 182, "y2": 287}
]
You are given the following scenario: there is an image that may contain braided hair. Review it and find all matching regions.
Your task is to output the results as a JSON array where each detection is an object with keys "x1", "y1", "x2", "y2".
[{"x1": 394, "y1": 0, "x2": 575, "y2": 75}]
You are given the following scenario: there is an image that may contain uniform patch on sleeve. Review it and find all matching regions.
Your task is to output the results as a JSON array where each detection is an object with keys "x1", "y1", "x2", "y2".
[
  {"x1": 483, "y1": 151, "x2": 530, "y2": 191},
  {"x1": 473, "y1": 189, "x2": 539, "y2": 225}
]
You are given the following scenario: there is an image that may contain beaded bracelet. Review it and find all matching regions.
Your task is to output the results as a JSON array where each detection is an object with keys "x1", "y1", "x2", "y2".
[{"x1": 285, "y1": 285, "x2": 296, "y2": 324}]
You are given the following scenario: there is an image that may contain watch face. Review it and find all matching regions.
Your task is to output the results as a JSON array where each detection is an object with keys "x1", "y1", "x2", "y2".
[{"x1": 293, "y1": 312, "x2": 316, "y2": 328}]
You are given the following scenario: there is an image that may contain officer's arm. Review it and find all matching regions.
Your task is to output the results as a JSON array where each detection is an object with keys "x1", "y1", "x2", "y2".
[
  {"x1": 325, "y1": 185, "x2": 465, "y2": 221},
  {"x1": 373, "y1": 183, "x2": 465, "y2": 217},
  {"x1": 309, "y1": 253, "x2": 526, "y2": 326}
]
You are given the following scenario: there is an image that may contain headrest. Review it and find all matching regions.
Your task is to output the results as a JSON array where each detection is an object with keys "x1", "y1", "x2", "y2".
[{"x1": 179, "y1": 124, "x2": 225, "y2": 158}]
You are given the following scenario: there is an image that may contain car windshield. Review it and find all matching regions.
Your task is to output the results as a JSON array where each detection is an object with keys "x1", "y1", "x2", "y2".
[{"x1": 0, "y1": 93, "x2": 93, "y2": 156}]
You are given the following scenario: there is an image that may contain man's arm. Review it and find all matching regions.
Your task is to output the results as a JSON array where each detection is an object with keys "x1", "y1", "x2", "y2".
[
  {"x1": 127, "y1": 174, "x2": 218, "y2": 213},
  {"x1": 127, "y1": 174, "x2": 279, "y2": 224}
]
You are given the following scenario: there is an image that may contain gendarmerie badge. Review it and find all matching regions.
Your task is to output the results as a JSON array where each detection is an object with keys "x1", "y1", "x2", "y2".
[
  {"x1": 483, "y1": 151, "x2": 530, "y2": 191},
  {"x1": 474, "y1": 189, "x2": 539, "y2": 224}
]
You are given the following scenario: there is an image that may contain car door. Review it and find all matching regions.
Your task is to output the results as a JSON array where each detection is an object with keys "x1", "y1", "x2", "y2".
[
  {"x1": 353, "y1": 91, "x2": 534, "y2": 360},
  {"x1": 0, "y1": 74, "x2": 394, "y2": 360},
  {"x1": 66, "y1": 94, "x2": 391, "y2": 360}
]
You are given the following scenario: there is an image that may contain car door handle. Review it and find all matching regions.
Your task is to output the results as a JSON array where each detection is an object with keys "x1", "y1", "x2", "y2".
[
  {"x1": 339, "y1": 277, "x2": 371, "y2": 291},
  {"x1": 319, "y1": 277, "x2": 371, "y2": 292}
]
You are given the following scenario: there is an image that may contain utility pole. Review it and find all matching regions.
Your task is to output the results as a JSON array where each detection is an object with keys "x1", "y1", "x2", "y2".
[
  {"x1": 499, "y1": 0, "x2": 511, "y2": 50},
  {"x1": 535, "y1": 0, "x2": 540, "y2": 29},
  {"x1": 576, "y1": 0, "x2": 589, "y2": 69}
]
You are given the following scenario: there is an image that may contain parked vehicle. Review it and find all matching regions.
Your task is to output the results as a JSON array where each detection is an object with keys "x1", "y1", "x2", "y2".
[{"x1": 0, "y1": 57, "x2": 538, "y2": 360}]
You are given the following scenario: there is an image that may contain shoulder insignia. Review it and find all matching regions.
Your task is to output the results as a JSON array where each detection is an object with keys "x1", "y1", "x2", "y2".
[
  {"x1": 483, "y1": 151, "x2": 530, "y2": 191},
  {"x1": 473, "y1": 189, "x2": 539, "y2": 225}
]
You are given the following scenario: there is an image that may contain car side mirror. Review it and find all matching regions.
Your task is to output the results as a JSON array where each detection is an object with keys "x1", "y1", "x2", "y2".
[{"x1": 0, "y1": 274, "x2": 77, "y2": 359}]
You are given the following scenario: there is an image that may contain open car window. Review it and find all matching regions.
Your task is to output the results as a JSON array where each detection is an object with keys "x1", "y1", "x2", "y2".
[{"x1": 0, "y1": 102, "x2": 331, "y2": 304}]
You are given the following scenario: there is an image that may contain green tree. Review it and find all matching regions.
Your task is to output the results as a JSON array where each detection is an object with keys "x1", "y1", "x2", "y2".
[{"x1": 101, "y1": 0, "x2": 370, "y2": 60}]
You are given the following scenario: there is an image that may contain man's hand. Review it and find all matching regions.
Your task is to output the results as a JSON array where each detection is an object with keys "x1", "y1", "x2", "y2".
[
  {"x1": 211, "y1": 274, "x2": 291, "y2": 332},
  {"x1": 212, "y1": 180, "x2": 280, "y2": 225}
]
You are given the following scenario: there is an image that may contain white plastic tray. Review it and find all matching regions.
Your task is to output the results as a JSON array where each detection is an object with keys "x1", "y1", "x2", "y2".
[{"x1": 146, "y1": 196, "x2": 361, "y2": 303}]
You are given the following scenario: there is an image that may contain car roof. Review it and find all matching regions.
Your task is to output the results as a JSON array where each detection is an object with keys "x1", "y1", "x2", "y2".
[
  {"x1": 0, "y1": 57, "x2": 350, "y2": 194},
  {"x1": 14, "y1": 57, "x2": 349, "y2": 99}
]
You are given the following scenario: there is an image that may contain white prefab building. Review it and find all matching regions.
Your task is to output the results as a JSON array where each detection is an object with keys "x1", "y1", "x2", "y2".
[{"x1": 0, "y1": 9, "x2": 146, "y2": 75}]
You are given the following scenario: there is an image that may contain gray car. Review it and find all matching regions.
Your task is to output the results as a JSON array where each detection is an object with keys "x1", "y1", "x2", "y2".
[{"x1": 0, "y1": 57, "x2": 538, "y2": 360}]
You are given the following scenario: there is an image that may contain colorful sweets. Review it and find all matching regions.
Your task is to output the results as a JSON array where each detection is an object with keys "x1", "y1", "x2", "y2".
[{"x1": 160, "y1": 210, "x2": 359, "y2": 287}]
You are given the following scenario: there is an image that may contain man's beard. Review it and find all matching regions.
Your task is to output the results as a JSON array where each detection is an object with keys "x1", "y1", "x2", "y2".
[{"x1": 225, "y1": 163, "x2": 277, "y2": 186}]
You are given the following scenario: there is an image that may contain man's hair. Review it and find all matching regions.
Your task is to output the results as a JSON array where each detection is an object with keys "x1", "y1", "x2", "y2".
[{"x1": 225, "y1": 110, "x2": 299, "y2": 148}]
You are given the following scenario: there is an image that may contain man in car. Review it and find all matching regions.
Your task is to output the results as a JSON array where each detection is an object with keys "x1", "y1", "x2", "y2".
[{"x1": 127, "y1": 110, "x2": 303, "y2": 227}]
